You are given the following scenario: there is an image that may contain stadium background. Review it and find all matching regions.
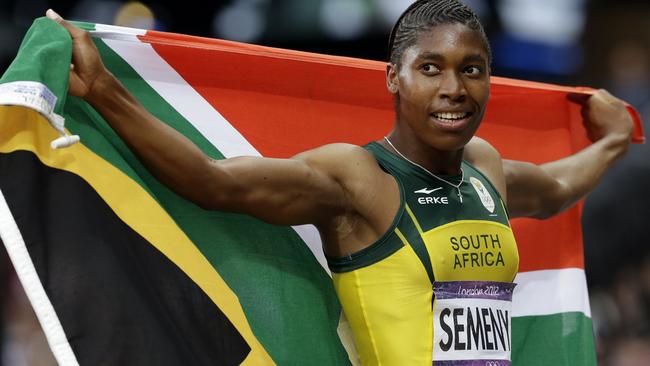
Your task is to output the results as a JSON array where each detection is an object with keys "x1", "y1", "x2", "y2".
[{"x1": 0, "y1": 0, "x2": 649, "y2": 365}]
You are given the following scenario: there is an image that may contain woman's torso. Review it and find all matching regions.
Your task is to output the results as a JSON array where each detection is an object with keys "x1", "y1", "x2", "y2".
[{"x1": 327, "y1": 142, "x2": 519, "y2": 366}]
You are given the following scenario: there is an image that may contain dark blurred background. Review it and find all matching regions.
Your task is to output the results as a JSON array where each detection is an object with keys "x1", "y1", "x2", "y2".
[{"x1": 1, "y1": 1, "x2": 649, "y2": 365}]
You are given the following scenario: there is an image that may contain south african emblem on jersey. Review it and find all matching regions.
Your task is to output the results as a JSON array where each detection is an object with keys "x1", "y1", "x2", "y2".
[{"x1": 469, "y1": 177, "x2": 495, "y2": 213}]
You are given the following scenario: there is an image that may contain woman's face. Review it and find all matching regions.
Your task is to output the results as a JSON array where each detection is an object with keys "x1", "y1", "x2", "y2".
[{"x1": 388, "y1": 23, "x2": 490, "y2": 152}]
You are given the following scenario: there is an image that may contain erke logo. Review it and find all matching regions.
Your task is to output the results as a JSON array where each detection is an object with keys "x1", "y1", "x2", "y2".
[{"x1": 414, "y1": 187, "x2": 449, "y2": 205}]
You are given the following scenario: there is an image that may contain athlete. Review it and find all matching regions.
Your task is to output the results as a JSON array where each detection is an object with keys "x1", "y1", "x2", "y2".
[{"x1": 46, "y1": 1, "x2": 633, "y2": 364}]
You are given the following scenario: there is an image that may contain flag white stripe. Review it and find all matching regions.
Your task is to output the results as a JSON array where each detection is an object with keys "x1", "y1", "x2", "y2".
[
  {"x1": 101, "y1": 36, "x2": 329, "y2": 274},
  {"x1": 93, "y1": 24, "x2": 146, "y2": 39},
  {"x1": 0, "y1": 189, "x2": 80, "y2": 366},
  {"x1": 513, "y1": 267, "x2": 591, "y2": 317}
]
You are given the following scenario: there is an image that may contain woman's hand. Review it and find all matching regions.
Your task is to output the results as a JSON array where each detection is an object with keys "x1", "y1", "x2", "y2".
[
  {"x1": 569, "y1": 89, "x2": 634, "y2": 144},
  {"x1": 46, "y1": 9, "x2": 111, "y2": 100}
]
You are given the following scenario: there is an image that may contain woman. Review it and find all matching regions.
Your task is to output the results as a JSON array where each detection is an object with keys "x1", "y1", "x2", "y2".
[{"x1": 46, "y1": 0, "x2": 632, "y2": 364}]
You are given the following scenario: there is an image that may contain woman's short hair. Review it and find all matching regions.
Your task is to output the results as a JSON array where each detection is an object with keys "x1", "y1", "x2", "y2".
[{"x1": 388, "y1": 0, "x2": 491, "y2": 66}]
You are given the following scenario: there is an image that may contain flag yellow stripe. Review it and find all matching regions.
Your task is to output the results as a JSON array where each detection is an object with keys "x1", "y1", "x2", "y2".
[{"x1": 0, "y1": 106, "x2": 274, "y2": 365}]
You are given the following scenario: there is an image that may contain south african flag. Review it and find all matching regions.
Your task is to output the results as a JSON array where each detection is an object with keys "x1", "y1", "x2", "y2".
[{"x1": 0, "y1": 17, "x2": 643, "y2": 365}]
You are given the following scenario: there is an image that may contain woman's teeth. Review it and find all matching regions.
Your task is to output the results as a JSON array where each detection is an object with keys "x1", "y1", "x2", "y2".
[{"x1": 432, "y1": 112, "x2": 469, "y2": 121}]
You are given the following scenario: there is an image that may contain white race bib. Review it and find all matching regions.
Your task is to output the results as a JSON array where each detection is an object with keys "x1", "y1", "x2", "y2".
[{"x1": 432, "y1": 281, "x2": 516, "y2": 366}]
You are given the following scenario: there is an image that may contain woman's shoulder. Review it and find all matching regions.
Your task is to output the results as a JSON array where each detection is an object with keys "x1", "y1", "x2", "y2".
[
  {"x1": 295, "y1": 142, "x2": 378, "y2": 163},
  {"x1": 464, "y1": 137, "x2": 501, "y2": 164},
  {"x1": 464, "y1": 137, "x2": 507, "y2": 201},
  {"x1": 293, "y1": 142, "x2": 385, "y2": 180}
]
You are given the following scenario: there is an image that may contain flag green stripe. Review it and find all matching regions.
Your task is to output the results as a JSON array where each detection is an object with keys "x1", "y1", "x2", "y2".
[
  {"x1": 60, "y1": 38, "x2": 350, "y2": 364},
  {"x1": 512, "y1": 312, "x2": 596, "y2": 365}
]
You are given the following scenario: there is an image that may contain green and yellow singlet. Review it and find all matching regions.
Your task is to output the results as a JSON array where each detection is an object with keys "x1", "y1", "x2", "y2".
[{"x1": 327, "y1": 142, "x2": 519, "y2": 366}]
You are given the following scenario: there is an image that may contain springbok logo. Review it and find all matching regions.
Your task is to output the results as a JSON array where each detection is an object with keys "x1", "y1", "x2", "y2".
[{"x1": 469, "y1": 177, "x2": 495, "y2": 213}]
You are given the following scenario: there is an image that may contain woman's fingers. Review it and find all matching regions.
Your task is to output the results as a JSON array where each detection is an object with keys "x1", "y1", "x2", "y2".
[
  {"x1": 45, "y1": 9, "x2": 85, "y2": 38},
  {"x1": 566, "y1": 92, "x2": 591, "y2": 106}
]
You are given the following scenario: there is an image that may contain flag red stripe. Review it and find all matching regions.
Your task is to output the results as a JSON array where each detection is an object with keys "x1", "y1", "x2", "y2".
[{"x1": 140, "y1": 31, "x2": 644, "y2": 145}]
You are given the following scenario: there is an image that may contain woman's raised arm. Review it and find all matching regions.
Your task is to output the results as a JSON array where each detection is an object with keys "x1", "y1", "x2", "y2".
[
  {"x1": 504, "y1": 89, "x2": 634, "y2": 219},
  {"x1": 45, "y1": 9, "x2": 369, "y2": 226}
]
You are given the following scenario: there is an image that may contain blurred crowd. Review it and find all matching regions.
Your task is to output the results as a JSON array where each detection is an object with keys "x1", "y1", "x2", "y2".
[
  {"x1": 591, "y1": 255, "x2": 650, "y2": 366},
  {"x1": 584, "y1": 9, "x2": 650, "y2": 365},
  {"x1": 1, "y1": 0, "x2": 650, "y2": 365}
]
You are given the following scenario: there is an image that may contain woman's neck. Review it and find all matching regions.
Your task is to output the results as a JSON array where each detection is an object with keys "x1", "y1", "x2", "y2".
[{"x1": 381, "y1": 130, "x2": 464, "y2": 175}]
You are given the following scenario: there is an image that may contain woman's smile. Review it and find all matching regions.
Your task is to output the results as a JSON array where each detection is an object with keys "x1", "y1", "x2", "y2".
[{"x1": 429, "y1": 110, "x2": 474, "y2": 132}]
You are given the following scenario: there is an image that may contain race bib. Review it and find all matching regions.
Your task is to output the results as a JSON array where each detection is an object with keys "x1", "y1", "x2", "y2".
[{"x1": 433, "y1": 281, "x2": 516, "y2": 366}]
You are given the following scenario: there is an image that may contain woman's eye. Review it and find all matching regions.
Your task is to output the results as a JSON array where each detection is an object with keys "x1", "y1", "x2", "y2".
[
  {"x1": 421, "y1": 64, "x2": 439, "y2": 74},
  {"x1": 464, "y1": 66, "x2": 482, "y2": 76}
]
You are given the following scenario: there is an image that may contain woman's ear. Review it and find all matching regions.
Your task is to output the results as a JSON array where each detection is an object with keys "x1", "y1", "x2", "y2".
[{"x1": 386, "y1": 63, "x2": 399, "y2": 94}]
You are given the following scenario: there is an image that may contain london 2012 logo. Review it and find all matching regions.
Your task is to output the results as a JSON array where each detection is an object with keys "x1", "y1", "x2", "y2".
[{"x1": 469, "y1": 177, "x2": 495, "y2": 213}]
